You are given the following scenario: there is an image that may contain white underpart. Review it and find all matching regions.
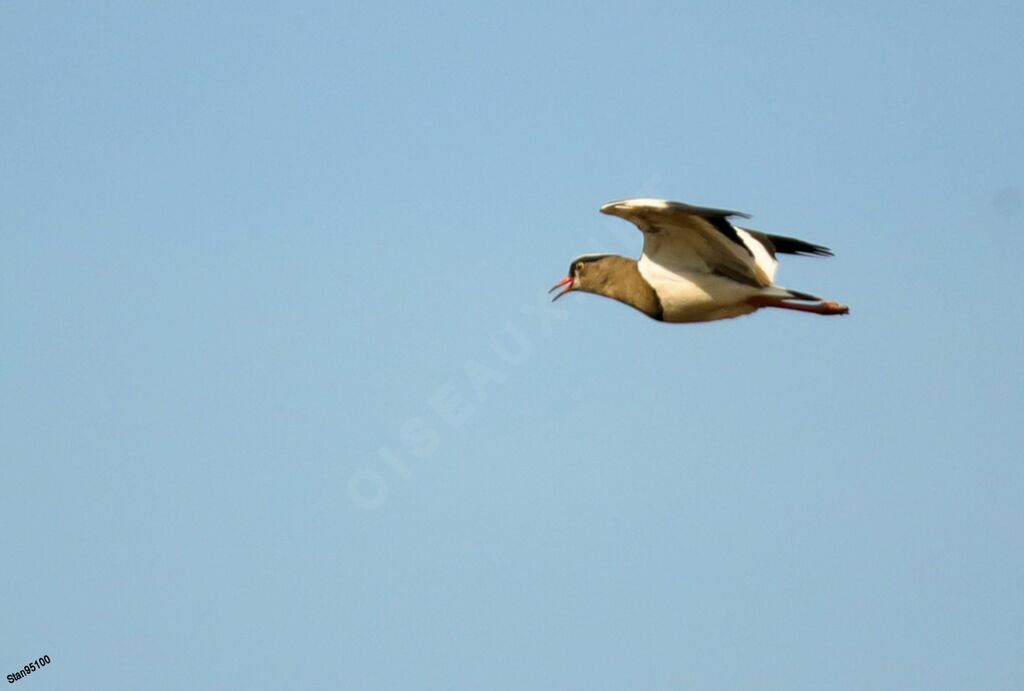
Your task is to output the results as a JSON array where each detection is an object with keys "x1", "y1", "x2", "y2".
[{"x1": 637, "y1": 255, "x2": 768, "y2": 322}]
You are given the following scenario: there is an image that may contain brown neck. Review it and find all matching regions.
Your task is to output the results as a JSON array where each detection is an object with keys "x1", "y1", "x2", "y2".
[{"x1": 585, "y1": 256, "x2": 663, "y2": 320}]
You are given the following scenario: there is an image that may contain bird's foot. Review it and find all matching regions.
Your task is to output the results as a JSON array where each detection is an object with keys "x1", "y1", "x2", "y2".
[{"x1": 820, "y1": 301, "x2": 850, "y2": 315}]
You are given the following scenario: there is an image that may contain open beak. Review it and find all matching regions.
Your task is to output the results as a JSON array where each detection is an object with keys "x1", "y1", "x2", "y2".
[{"x1": 548, "y1": 275, "x2": 573, "y2": 301}]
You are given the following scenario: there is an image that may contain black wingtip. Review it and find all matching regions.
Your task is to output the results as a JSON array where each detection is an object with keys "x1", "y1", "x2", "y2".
[{"x1": 766, "y1": 234, "x2": 834, "y2": 257}]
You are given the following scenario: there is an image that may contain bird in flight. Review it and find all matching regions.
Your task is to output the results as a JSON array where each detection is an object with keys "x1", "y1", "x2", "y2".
[{"x1": 550, "y1": 198, "x2": 849, "y2": 323}]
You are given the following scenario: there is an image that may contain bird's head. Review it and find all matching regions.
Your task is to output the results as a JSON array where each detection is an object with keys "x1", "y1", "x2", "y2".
[{"x1": 548, "y1": 254, "x2": 616, "y2": 301}]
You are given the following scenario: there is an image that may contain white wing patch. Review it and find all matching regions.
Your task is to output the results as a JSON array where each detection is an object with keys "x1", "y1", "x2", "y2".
[{"x1": 736, "y1": 228, "x2": 778, "y2": 283}]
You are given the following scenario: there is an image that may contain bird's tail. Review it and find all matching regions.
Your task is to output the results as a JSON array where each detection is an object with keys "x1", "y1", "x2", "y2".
[{"x1": 762, "y1": 286, "x2": 823, "y2": 302}]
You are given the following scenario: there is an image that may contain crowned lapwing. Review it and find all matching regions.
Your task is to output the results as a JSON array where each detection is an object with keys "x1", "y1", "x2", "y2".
[{"x1": 550, "y1": 198, "x2": 849, "y2": 323}]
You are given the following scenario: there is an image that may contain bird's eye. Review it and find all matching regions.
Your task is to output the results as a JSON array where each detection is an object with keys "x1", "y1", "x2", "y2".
[{"x1": 575, "y1": 263, "x2": 584, "y2": 274}]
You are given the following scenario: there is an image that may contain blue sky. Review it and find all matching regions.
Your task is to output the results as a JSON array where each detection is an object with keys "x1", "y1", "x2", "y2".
[{"x1": 2, "y1": 1, "x2": 1022, "y2": 689}]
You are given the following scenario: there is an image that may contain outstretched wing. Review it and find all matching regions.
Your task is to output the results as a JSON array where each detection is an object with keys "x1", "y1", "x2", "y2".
[{"x1": 602, "y1": 199, "x2": 774, "y2": 287}]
